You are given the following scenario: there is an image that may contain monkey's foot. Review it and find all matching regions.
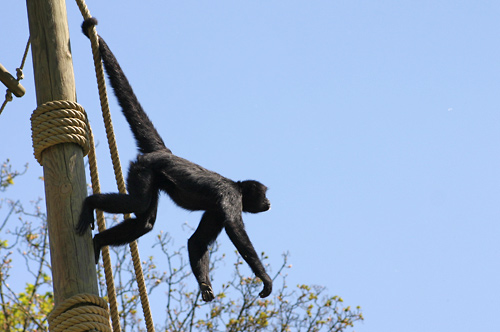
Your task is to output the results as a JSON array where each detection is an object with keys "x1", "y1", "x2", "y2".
[{"x1": 200, "y1": 283, "x2": 215, "y2": 302}]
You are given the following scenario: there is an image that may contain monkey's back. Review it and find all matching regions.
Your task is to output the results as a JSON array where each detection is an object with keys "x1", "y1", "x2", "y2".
[{"x1": 139, "y1": 151, "x2": 240, "y2": 212}]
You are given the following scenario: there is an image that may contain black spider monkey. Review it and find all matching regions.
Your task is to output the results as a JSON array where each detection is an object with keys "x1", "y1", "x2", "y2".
[{"x1": 77, "y1": 18, "x2": 272, "y2": 302}]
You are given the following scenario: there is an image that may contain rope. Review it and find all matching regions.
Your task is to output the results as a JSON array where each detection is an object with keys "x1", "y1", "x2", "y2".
[
  {"x1": 19, "y1": 37, "x2": 31, "y2": 71},
  {"x1": 86, "y1": 122, "x2": 122, "y2": 332},
  {"x1": 31, "y1": 100, "x2": 89, "y2": 165},
  {"x1": 48, "y1": 293, "x2": 111, "y2": 332},
  {"x1": 75, "y1": 2, "x2": 156, "y2": 331}
]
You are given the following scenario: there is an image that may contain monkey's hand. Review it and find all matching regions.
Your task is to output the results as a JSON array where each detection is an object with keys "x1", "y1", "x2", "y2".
[
  {"x1": 81, "y1": 17, "x2": 98, "y2": 38},
  {"x1": 259, "y1": 275, "x2": 273, "y2": 298},
  {"x1": 200, "y1": 283, "x2": 215, "y2": 302},
  {"x1": 76, "y1": 202, "x2": 95, "y2": 235}
]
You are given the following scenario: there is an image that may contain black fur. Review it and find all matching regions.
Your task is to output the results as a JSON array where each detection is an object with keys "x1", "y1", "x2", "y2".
[{"x1": 78, "y1": 18, "x2": 272, "y2": 302}]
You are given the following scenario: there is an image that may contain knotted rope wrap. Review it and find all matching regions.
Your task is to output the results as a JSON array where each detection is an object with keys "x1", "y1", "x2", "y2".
[
  {"x1": 31, "y1": 100, "x2": 90, "y2": 165},
  {"x1": 48, "y1": 293, "x2": 112, "y2": 332}
]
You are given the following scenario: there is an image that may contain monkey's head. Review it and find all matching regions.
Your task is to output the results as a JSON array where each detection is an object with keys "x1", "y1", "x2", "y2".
[{"x1": 238, "y1": 180, "x2": 271, "y2": 213}]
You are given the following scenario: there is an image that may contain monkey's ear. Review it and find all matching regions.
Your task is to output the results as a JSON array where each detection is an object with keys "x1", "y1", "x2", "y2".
[{"x1": 82, "y1": 17, "x2": 99, "y2": 38}]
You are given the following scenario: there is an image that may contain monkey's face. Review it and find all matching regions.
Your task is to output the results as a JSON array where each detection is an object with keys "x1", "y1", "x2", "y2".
[{"x1": 240, "y1": 180, "x2": 271, "y2": 213}]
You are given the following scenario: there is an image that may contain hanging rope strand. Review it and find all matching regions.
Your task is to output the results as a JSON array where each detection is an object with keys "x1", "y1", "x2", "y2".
[{"x1": 18, "y1": 37, "x2": 31, "y2": 76}]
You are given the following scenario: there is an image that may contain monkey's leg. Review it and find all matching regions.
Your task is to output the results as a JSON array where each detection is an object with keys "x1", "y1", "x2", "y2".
[
  {"x1": 188, "y1": 212, "x2": 223, "y2": 302},
  {"x1": 92, "y1": 192, "x2": 159, "y2": 263},
  {"x1": 76, "y1": 160, "x2": 155, "y2": 234}
]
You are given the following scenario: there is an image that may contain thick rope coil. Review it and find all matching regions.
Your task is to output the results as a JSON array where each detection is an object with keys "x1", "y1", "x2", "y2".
[
  {"x1": 48, "y1": 293, "x2": 111, "y2": 332},
  {"x1": 31, "y1": 100, "x2": 89, "y2": 165}
]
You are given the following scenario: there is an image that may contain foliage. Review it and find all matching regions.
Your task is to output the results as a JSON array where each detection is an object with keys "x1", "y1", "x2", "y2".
[
  {"x1": 0, "y1": 159, "x2": 28, "y2": 192},
  {"x1": 0, "y1": 160, "x2": 363, "y2": 331},
  {"x1": 103, "y1": 231, "x2": 363, "y2": 332},
  {"x1": 0, "y1": 190, "x2": 52, "y2": 331}
]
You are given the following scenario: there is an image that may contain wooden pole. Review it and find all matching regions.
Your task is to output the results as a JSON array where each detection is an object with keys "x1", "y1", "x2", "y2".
[
  {"x1": 26, "y1": 0, "x2": 98, "y2": 306},
  {"x1": 0, "y1": 63, "x2": 25, "y2": 97}
]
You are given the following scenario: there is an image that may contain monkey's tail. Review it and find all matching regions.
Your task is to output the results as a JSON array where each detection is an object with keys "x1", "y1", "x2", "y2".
[{"x1": 82, "y1": 18, "x2": 167, "y2": 154}]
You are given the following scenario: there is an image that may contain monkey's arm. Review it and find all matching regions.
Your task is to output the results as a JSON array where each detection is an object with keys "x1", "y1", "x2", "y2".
[{"x1": 224, "y1": 215, "x2": 272, "y2": 298}]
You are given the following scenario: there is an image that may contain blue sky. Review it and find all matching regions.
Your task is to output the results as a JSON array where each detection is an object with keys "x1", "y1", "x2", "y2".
[{"x1": 2, "y1": 1, "x2": 500, "y2": 331}]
